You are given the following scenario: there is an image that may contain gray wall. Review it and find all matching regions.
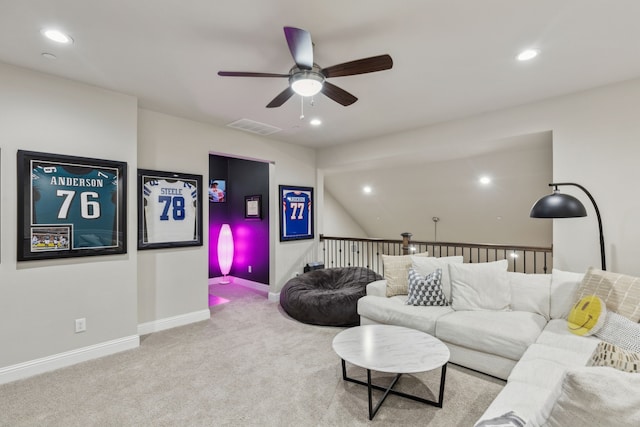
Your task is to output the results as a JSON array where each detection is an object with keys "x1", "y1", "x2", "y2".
[
  {"x1": 0, "y1": 63, "x2": 139, "y2": 373},
  {"x1": 0, "y1": 63, "x2": 318, "y2": 383}
]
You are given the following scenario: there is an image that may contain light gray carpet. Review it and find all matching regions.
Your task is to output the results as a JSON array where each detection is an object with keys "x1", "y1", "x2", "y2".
[{"x1": 0, "y1": 283, "x2": 505, "y2": 426}]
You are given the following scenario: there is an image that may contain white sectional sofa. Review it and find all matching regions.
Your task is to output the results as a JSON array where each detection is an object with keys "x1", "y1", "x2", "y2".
[{"x1": 357, "y1": 262, "x2": 604, "y2": 426}]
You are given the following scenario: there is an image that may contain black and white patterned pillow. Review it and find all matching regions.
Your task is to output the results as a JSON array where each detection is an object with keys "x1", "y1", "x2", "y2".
[
  {"x1": 406, "y1": 268, "x2": 448, "y2": 306},
  {"x1": 595, "y1": 312, "x2": 640, "y2": 353}
]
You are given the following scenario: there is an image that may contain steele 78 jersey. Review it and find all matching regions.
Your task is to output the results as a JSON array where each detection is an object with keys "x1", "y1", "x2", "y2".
[
  {"x1": 143, "y1": 179, "x2": 198, "y2": 243},
  {"x1": 31, "y1": 162, "x2": 119, "y2": 249}
]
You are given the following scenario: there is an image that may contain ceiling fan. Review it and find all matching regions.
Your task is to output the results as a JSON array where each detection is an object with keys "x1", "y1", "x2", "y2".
[{"x1": 218, "y1": 27, "x2": 393, "y2": 108}]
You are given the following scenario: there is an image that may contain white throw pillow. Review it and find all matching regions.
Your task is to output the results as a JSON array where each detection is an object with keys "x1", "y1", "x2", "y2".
[
  {"x1": 411, "y1": 255, "x2": 464, "y2": 302},
  {"x1": 509, "y1": 272, "x2": 551, "y2": 320},
  {"x1": 542, "y1": 367, "x2": 640, "y2": 427},
  {"x1": 449, "y1": 259, "x2": 510, "y2": 311},
  {"x1": 550, "y1": 269, "x2": 584, "y2": 319}
]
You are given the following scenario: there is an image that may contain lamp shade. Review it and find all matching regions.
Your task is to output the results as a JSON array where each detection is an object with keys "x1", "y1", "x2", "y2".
[
  {"x1": 530, "y1": 182, "x2": 606, "y2": 271},
  {"x1": 529, "y1": 192, "x2": 587, "y2": 218},
  {"x1": 217, "y1": 224, "x2": 234, "y2": 276}
]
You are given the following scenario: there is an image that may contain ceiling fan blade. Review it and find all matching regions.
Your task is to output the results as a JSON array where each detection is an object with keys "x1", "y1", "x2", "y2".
[
  {"x1": 321, "y1": 54, "x2": 393, "y2": 78},
  {"x1": 283, "y1": 27, "x2": 313, "y2": 70},
  {"x1": 266, "y1": 87, "x2": 295, "y2": 108},
  {"x1": 321, "y1": 81, "x2": 358, "y2": 106},
  {"x1": 218, "y1": 71, "x2": 289, "y2": 78}
]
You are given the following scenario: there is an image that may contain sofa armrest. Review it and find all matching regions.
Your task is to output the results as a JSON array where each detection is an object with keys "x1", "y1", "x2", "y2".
[{"x1": 366, "y1": 280, "x2": 387, "y2": 297}]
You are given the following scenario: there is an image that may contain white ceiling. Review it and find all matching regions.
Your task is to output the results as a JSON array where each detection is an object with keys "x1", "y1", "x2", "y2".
[{"x1": 2, "y1": 0, "x2": 640, "y2": 149}]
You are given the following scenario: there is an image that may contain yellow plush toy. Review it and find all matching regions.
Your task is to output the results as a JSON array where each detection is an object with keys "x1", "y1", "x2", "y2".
[{"x1": 567, "y1": 294, "x2": 607, "y2": 336}]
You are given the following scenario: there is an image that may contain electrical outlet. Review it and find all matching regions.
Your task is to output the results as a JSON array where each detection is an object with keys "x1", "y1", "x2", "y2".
[
  {"x1": 248, "y1": 265, "x2": 252, "y2": 273},
  {"x1": 75, "y1": 318, "x2": 86, "y2": 333}
]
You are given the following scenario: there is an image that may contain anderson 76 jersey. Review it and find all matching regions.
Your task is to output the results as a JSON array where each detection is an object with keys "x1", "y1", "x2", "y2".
[
  {"x1": 31, "y1": 162, "x2": 119, "y2": 248},
  {"x1": 143, "y1": 179, "x2": 198, "y2": 243}
]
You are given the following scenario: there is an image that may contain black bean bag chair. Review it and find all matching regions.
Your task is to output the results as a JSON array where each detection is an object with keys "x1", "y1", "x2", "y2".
[{"x1": 279, "y1": 267, "x2": 383, "y2": 327}]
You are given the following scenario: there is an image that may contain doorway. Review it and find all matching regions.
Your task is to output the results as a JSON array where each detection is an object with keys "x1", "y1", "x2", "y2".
[{"x1": 208, "y1": 154, "x2": 270, "y2": 304}]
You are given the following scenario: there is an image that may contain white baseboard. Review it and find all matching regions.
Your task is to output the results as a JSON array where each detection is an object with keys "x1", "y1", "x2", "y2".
[
  {"x1": 209, "y1": 276, "x2": 271, "y2": 295},
  {"x1": 268, "y1": 291, "x2": 280, "y2": 302},
  {"x1": 234, "y1": 278, "x2": 269, "y2": 293},
  {"x1": 137, "y1": 309, "x2": 211, "y2": 336},
  {"x1": 0, "y1": 335, "x2": 139, "y2": 385}
]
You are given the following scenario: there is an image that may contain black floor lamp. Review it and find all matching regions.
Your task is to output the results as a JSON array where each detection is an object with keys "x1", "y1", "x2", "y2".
[{"x1": 529, "y1": 182, "x2": 606, "y2": 270}]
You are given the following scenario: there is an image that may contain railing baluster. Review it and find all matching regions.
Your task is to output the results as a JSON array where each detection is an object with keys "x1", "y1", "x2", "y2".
[{"x1": 318, "y1": 235, "x2": 552, "y2": 275}]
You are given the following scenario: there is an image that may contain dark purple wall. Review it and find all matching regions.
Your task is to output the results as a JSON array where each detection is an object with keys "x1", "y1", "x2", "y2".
[{"x1": 208, "y1": 155, "x2": 269, "y2": 284}]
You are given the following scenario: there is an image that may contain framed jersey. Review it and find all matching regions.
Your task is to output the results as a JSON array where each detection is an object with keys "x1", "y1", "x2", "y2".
[
  {"x1": 17, "y1": 150, "x2": 127, "y2": 261},
  {"x1": 279, "y1": 185, "x2": 314, "y2": 242},
  {"x1": 138, "y1": 169, "x2": 203, "y2": 250}
]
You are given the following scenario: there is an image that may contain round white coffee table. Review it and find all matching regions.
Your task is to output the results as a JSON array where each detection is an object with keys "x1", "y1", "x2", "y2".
[{"x1": 332, "y1": 324, "x2": 450, "y2": 420}]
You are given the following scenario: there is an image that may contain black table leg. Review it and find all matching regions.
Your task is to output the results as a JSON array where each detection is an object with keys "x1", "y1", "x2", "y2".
[{"x1": 340, "y1": 359, "x2": 447, "y2": 420}]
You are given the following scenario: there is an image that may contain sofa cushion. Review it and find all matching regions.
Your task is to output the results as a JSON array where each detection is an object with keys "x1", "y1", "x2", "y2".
[
  {"x1": 476, "y1": 381, "x2": 553, "y2": 427},
  {"x1": 508, "y1": 344, "x2": 594, "y2": 390},
  {"x1": 542, "y1": 367, "x2": 640, "y2": 427},
  {"x1": 475, "y1": 411, "x2": 525, "y2": 427},
  {"x1": 448, "y1": 260, "x2": 510, "y2": 311},
  {"x1": 589, "y1": 341, "x2": 640, "y2": 373},
  {"x1": 382, "y1": 252, "x2": 429, "y2": 297},
  {"x1": 357, "y1": 295, "x2": 454, "y2": 335},
  {"x1": 576, "y1": 267, "x2": 640, "y2": 322},
  {"x1": 549, "y1": 269, "x2": 584, "y2": 319},
  {"x1": 509, "y1": 272, "x2": 551, "y2": 320},
  {"x1": 365, "y1": 279, "x2": 387, "y2": 297},
  {"x1": 411, "y1": 255, "x2": 464, "y2": 302},
  {"x1": 535, "y1": 319, "x2": 601, "y2": 354},
  {"x1": 435, "y1": 310, "x2": 546, "y2": 360},
  {"x1": 519, "y1": 342, "x2": 596, "y2": 368},
  {"x1": 478, "y1": 335, "x2": 600, "y2": 427}
]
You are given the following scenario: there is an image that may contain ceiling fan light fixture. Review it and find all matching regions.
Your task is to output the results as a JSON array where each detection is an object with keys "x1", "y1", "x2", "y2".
[{"x1": 290, "y1": 71, "x2": 324, "y2": 97}]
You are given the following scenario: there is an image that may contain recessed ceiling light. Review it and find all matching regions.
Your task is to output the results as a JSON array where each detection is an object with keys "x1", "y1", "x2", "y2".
[
  {"x1": 517, "y1": 49, "x2": 539, "y2": 61},
  {"x1": 479, "y1": 176, "x2": 491, "y2": 185},
  {"x1": 363, "y1": 186, "x2": 372, "y2": 194},
  {"x1": 41, "y1": 28, "x2": 73, "y2": 44},
  {"x1": 310, "y1": 118, "x2": 322, "y2": 126}
]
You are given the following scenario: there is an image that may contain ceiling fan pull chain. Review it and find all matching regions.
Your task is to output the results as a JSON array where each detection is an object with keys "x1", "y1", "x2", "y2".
[{"x1": 300, "y1": 96, "x2": 305, "y2": 119}]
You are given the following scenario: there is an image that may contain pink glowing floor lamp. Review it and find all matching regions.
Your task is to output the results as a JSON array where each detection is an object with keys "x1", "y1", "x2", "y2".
[{"x1": 217, "y1": 224, "x2": 234, "y2": 284}]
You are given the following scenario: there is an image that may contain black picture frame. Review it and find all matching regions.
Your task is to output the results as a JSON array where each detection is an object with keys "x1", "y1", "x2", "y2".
[
  {"x1": 279, "y1": 185, "x2": 314, "y2": 241},
  {"x1": 17, "y1": 150, "x2": 127, "y2": 261},
  {"x1": 245, "y1": 195, "x2": 262, "y2": 219},
  {"x1": 138, "y1": 169, "x2": 203, "y2": 250}
]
